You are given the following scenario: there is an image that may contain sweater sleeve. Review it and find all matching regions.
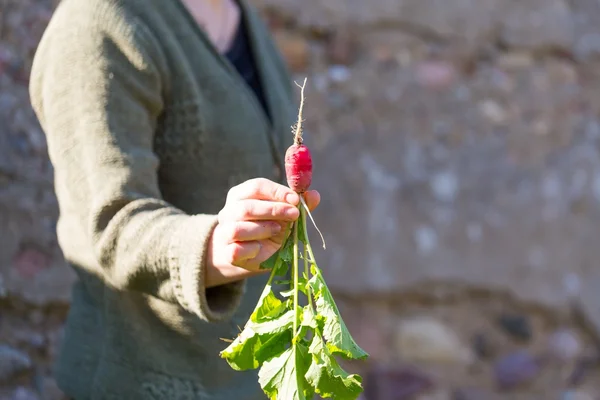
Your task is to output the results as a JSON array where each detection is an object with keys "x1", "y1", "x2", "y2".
[{"x1": 29, "y1": 3, "x2": 244, "y2": 322}]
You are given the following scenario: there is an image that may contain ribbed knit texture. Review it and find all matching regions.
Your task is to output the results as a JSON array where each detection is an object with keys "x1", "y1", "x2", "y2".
[{"x1": 29, "y1": 0, "x2": 296, "y2": 398}]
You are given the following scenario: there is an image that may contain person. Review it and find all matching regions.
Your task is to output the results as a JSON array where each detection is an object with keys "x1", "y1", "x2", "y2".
[{"x1": 29, "y1": 0, "x2": 320, "y2": 398}]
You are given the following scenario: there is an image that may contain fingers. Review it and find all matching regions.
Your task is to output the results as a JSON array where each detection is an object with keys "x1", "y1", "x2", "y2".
[
  {"x1": 226, "y1": 241, "x2": 262, "y2": 265},
  {"x1": 219, "y1": 199, "x2": 299, "y2": 222},
  {"x1": 211, "y1": 221, "x2": 287, "y2": 271},
  {"x1": 228, "y1": 178, "x2": 299, "y2": 205},
  {"x1": 226, "y1": 240, "x2": 284, "y2": 270},
  {"x1": 212, "y1": 179, "x2": 321, "y2": 273},
  {"x1": 303, "y1": 190, "x2": 321, "y2": 211},
  {"x1": 218, "y1": 221, "x2": 282, "y2": 243},
  {"x1": 270, "y1": 221, "x2": 291, "y2": 245}
]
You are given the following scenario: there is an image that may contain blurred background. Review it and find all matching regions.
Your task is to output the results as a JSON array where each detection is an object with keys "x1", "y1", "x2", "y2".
[{"x1": 2, "y1": 0, "x2": 600, "y2": 398}]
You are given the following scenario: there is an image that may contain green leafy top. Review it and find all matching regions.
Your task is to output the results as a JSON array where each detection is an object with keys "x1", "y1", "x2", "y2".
[
  {"x1": 259, "y1": 344, "x2": 314, "y2": 400},
  {"x1": 220, "y1": 205, "x2": 368, "y2": 400},
  {"x1": 308, "y1": 267, "x2": 368, "y2": 360}
]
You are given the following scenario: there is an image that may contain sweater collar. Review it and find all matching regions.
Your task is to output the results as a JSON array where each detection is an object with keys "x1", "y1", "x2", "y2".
[{"x1": 173, "y1": 0, "x2": 292, "y2": 159}]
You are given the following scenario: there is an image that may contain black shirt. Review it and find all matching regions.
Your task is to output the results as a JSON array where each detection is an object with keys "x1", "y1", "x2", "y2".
[{"x1": 225, "y1": 18, "x2": 271, "y2": 121}]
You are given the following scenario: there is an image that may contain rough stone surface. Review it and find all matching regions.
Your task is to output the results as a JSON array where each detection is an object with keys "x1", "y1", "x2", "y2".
[
  {"x1": 337, "y1": 293, "x2": 600, "y2": 397},
  {"x1": 0, "y1": 345, "x2": 31, "y2": 383},
  {"x1": 272, "y1": 30, "x2": 310, "y2": 72},
  {"x1": 562, "y1": 390, "x2": 595, "y2": 400},
  {"x1": 363, "y1": 364, "x2": 435, "y2": 400},
  {"x1": 497, "y1": 313, "x2": 533, "y2": 342},
  {"x1": 3, "y1": 0, "x2": 600, "y2": 396},
  {"x1": 394, "y1": 316, "x2": 474, "y2": 365},
  {"x1": 493, "y1": 350, "x2": 541, "y2": 390},
  {"x1": 0, "y1": 0, "x2": 75, "y2": 308},
  {"x1": 499, "y1": 0, "x2": 575, "y2": 51},
  {"x1": 548, "y1": 328, "x2": 583, "y2": 362}
]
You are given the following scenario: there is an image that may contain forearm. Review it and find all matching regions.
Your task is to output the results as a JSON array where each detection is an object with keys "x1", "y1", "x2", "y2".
[{"x1": 81, "y1": 188, "x2": 247, "y2": 322}]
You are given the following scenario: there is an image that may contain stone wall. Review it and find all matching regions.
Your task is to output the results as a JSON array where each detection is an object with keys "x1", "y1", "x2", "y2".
[
  {"x1": 2, "y1": 0, "x2": 600, "y2": 398},
  {"x1": 266, "y1": 0, "x2": 600, "y2": 326}
]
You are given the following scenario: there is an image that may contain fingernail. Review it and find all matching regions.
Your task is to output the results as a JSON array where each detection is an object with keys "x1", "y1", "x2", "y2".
[
  {"x1": 286, "y1": 193, "x2": 299, "y2": 204},
  {"x1": 271, "y1": 224, "x2": 282, "y2": 235}
]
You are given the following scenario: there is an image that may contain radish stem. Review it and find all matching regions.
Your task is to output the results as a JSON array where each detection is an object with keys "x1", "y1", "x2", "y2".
[
  {"x1": 300, "y1": 220, "x2": 350, "y2": 339},
  {"x1": 292, "y1": 214, "x2": 300, "y2": 340},
  {"x1": 265, "y1": 257, "x2": 280, "y2": 286},
  {"x1": 301, "y1": 206, "x2": 315, "y2": 316}
]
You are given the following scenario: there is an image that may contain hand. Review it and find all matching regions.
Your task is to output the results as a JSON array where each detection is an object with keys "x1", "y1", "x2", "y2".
[{"x1": 206, "y1": 178, "x2": 320, "y2": 287}]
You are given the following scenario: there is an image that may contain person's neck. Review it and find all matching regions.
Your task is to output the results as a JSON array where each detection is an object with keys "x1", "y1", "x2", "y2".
[{"x1": 181, "y1": 0, "x2": 241, "y2": 53}]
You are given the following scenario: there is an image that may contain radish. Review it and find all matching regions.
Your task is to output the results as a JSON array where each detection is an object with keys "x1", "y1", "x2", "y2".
[
  {"x1": 220, "y1": 78, "x2": 368, "y2": 400},
  {"x1": 284, "y1": 144, "x2": 312, "y2": 193},
  {"x1": 285, "y1": 80, "x2": 312, "y2": 193}
]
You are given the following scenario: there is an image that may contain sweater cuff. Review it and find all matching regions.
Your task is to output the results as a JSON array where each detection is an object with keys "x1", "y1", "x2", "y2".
[{"x1": 169, "y1": 214, "x2": 246, "y2": 322}]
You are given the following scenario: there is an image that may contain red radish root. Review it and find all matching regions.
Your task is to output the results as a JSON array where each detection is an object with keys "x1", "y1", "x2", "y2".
[
  {"x1": 285, "y1": 144, "x2": 312, "y2": 193},
  {"x1": 285, "y1": 78, "x2": 313, "y2": 193}
]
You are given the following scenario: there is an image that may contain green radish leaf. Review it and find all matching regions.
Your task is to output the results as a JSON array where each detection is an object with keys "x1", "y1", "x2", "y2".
[
  {"x1": 305, "y1": 334, "x2": 364, "y2": 399},
  {"x1": 255, "y1": 330, "x2": 292, "y2": 362},
  {"x1": 281, "y1": 273, "x2": 308, "y2": 297},
  {"x1": 258, "y1": 343, "x2": 314, "y2": 400},
  {"x1": 247, "y1": 311, "x2": 295, "y2": 335},
  {"x1": 279, "y1": 233, "x2": 295, "y2": 264},
  {"x1": 220, "y1": 310, "x2": 295, "y2": 370},
  {"x1": 260, "y1": 252, "x2": 279, "y2": 270},
  {"x1": 301, "y1": 306, "x2": 318, "y2": 330},
  {"x1": 220, "y1": 327, "x2": 288, "y2": 371},
  {"x1": 298, "y1": 274, "x2": 309, "y2": 296},
  {"x1": 260, "y1": 233, "x2": 294, "y2": 271},
  {"x1": 308, "y1": 266, "x2": 369, "y2": 360},
  {"x1": 250, "y1": 284, "x2": 290, "y2": 323}
]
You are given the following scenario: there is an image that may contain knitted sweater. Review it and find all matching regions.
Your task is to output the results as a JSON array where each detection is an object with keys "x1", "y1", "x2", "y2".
[{"x1": 29, "y1": 0, "x2": 297, "y2": 398}]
